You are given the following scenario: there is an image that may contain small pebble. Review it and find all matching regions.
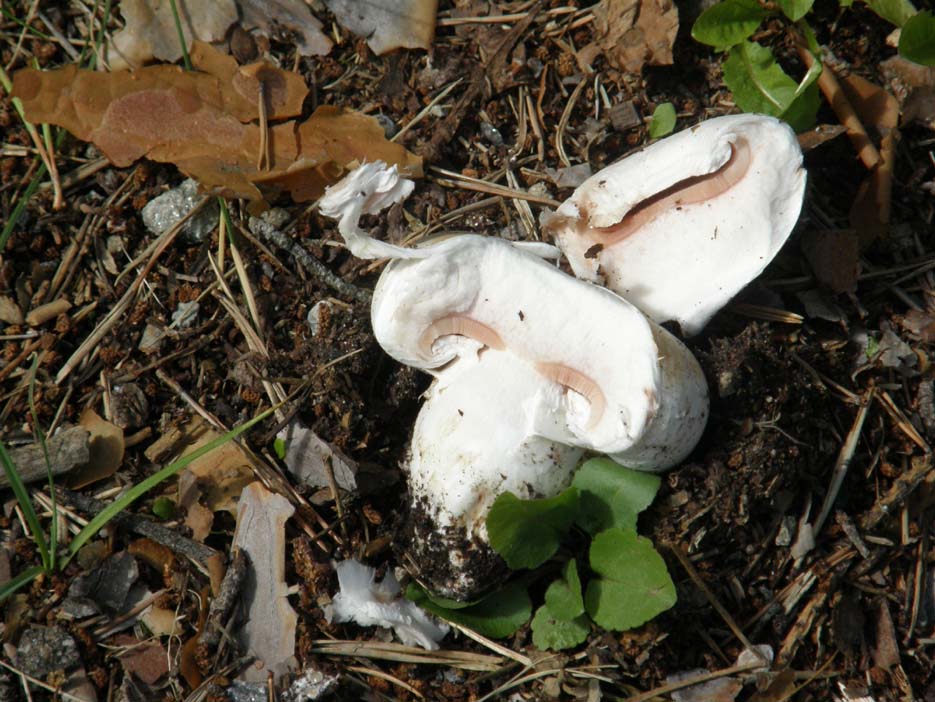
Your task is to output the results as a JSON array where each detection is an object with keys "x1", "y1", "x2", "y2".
[
  {"x1": 375, "y1": 114, "x2": 397, "y2": 139},
  {"x1": 480, "y1": 122, "x2": 503, "y2": 146}
]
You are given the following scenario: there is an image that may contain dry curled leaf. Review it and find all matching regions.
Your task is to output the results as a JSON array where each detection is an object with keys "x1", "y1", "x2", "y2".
[
  {"x1": 324, "y1": 0, "x2": 437, "y2": 55},
  {"x1": 239, "y1": 0, "x2": 333, "y2": 57},
  {"x1": 592, "y1": 0, "x2": 679, "y2": 74},
  {"x1": 107, "y1": 0, "x2": 238, "y2": 70},
  {"x1": 70, "y1": 409, "x2": 124, "y2": 489},
  {"x1": 232, "y1": 482, "x2": 297, "y2": 682},
  {"x1": 12, "y1": 43, "x2": 421, "y2": 208}
]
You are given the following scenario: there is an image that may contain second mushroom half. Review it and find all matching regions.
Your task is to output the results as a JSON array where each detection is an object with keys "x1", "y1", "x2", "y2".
[{"x1": 541, "y1": 114, "x2": 806, "y2": 336}]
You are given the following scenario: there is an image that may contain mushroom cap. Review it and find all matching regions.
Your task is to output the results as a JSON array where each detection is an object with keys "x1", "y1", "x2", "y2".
[
  {"x1": 542, "y1": 114, "x2": 806, "y2": 335},
  {"x1": 372, "y1": 234, "x2": 708, "y2": 468}
]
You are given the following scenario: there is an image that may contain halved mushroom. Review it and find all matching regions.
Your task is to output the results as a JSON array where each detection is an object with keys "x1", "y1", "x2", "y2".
[
  {"x1": 541, "y1": 114, "x2": 806, "y2": 335},
  {"x1": 371, "y1": 234, "x2": 708, "y2": 469},
  {"x1": 320, "y1": 161, "x2": 709, "y2": 599}
]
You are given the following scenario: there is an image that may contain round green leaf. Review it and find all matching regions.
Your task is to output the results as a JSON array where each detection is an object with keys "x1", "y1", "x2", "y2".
[
  {"x1": 531, "y1": 605, "x2": 590, "y2": 650},
  {"x1": 899, "y1": 11, "x2": 935, "y2": 66},
  {"x1": 408, "y1": 581, "x2": 532, "y2": 639},
  {"x1": 867, "y1": 0, "x2": 918, "y2": 27},
  {"x1": 648, "y1": 103, "x2": 677, "y2": 138},
  {"x1": 151, "y1": 496, "x2": 176, "y2": 520},
  {"x1": 776, "y1": 0, "x2": 814, "y2": 21},
  {"x1": 544, "y1": 559, "x2": 584, "y2": 620},
  {"x1": 571, "y1": 457, "x2": 661, "y2": 535},
  {"x1": 486, "y1": 488, "x2": 579, "y2": 570},
  {"x1": 585, "y1": 529, "x2": 676, "y2": 631},
  {"x1": 722, "y1": 41, "x2": 819, "y2": 132},
  {"x1": 691, "y1": 0, "x2": 770, "y2": 49}
]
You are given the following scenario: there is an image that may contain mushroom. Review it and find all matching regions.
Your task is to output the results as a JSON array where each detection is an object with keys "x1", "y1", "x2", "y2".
[
  {"x1": 372, "y1": 234, "x2": 708, "y2": 598},
  {"x1": 541, "y1": 114, "x2": 806, "y2": 335},
  {"x1": 321, "y1": 162, "x2": 709, "y2": 599}
]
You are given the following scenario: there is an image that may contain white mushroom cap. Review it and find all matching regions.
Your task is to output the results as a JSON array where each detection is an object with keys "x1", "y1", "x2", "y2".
[
  {"x1": 541, "y1": 114, "x2": 806, "y2": 335},
  {"x1": 371, "y1": 234, "x2": 708, "y2": 469}
]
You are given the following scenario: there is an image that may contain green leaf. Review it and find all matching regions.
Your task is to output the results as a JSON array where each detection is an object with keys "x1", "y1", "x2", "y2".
[
  {"x1": 648, "y1": 103, "x2": 677, "y2": 138},
  {"x1": 531, "y1": 605, "x2": 590, "y2": 650},
  {"x1": 776, "y1": 0, "x2": 814, "y2": 20},
  {"x1": 486, "y1": 488, "x2": 579, "y2": 570},
  {"x1": 407, "y1": 581, "x2": 532, "y2": 639},
  {"x1": 544, "y1": 559, "x2": 585, "y2": 620},
  {"x1": 840, "y1": 0, "x2": 855, "y2": 6},
  {"x1": 585, "y1": 529, "x2": 676, "y2": 631},
  {"x1": 899, "y1": 11, "x2": 935, "y2": 65},
  {"x1": 866, "y1": 0, "x2": 917, "y2": 27},
  {"x1": 722, "y1": 41, "x2": 819, "y2": 131},
  {"x1": 691, "y1": 0, "x2": 770, "y2": 48},
  {"x1": 571, "y1": 457, "x2": 660, "y2": 535},
  {"x1": 151, "y1": 497, "x2": 176, "y2": 520},
  {"x1": 273, "y1": 437, "x2": 287, "y2": 460}
]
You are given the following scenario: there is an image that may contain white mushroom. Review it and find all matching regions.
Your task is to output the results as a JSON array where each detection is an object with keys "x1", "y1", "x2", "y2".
[
  {"x1": 541, "y1": 114, "x2": 806, "y2": 335},
  {"x1": 371, "y1": 234, "x2": 708, "y2": 469},
  {"x1": 320, "y1": 162, "x2": 710, "y2": 599}
]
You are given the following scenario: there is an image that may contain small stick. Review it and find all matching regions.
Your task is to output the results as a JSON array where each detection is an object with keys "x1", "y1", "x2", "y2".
[
  {"x1": 795, "y1": 42, "x2": 880, "y2": 170},
  {"x1": 669, "y1": 545, "x2": 765, "y2": 661}
]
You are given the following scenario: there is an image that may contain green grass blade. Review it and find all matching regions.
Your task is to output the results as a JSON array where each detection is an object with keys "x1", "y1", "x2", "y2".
[
  {"x1": 0, "y1": 565, "x2": 44, "y2": 603},
  {"x1": 167, "y1": 0, "x2": 192, "y2": 70},
  {"x1": 63, "y1": 405, "x2": 276, "y2": 565},
  {"x1": 0, "y1": 442, "x2": 50, "y2": 571},
  {"x1": 0, "y1": 163, "x2": 44, "y2": 251},
  {"x1": 28, "y1": 355, "x2": 56, "y2": 572}
]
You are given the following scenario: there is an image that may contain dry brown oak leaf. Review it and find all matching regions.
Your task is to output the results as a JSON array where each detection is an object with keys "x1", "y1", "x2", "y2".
[{"x1": 12, "y1": 42, "x2": 422, "y2": 207}]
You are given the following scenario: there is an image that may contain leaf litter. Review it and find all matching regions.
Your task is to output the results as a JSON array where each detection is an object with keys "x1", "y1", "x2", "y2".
[{"x1": 12, "y1": 41, "x2": 422, "y2": 207}]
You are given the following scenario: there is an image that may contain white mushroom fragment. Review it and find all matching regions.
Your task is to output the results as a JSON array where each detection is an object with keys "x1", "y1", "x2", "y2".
[{"x1": 541, "y1": 114, "x2": 806, "y2": 335}]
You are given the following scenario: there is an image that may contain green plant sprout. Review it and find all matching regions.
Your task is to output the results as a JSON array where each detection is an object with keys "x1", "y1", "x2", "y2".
[
  {"x1": 406, "y1": 457, "x2": 676, "y2": 650},
  {"x1": 691, "y1": 0, "x2": 935, "y2": 132}
]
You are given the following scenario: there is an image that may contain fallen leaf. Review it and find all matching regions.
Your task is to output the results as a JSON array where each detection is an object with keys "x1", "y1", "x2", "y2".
[
  {"x1": 107, "y1": 0, "x2": 238, "y2": 70},
  {"x1": 239, "y1": 0, "x2": 333, "y2": 57},
  {"x1": 801, "y1": 229, "x2": 859, "y2": 294},
  {"x1": 12, "y1": 43, "x2": 421, "y2": 208},
  {"x1": 232, "y1": 482, "x2": 297, "y2": 682},
  {"x1": 666, "y1": 670, "x2": 743, "y2": 702},
  {"x1": 114, "y1": 634, "x2": 169, "y2": 685},
  {"x1": 179, "y1": 470, "x2": 214, "y2": 541},
  {"x1": 898, "y1": 308, "x2": 935, "y2": 343},
  {"x1": 70, "y1": 409, "x2": 125, "y2": 489},
  {"x1": 871, "y1": 598, "x2": 900, "y2": 670},
  {"x1": 324, "y1": 0, "x2": 438, "y2": 55},
  {"x1": 881, "y1": 55, "x2": 935, "y2": 129},
  {"x1": 140, "y1": 606, "x2": 182, "y2": 637},
  {"x1": 592, "y1": 0, "x2": 679, "y2": 74}
]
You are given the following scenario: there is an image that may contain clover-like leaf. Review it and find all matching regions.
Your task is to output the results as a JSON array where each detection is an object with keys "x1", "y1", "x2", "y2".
[
  {"x1": 571, "y1": 457, "x2": 661, "y2": 535},
  {"x1": 544, "y1": 559, "x2": 584, "y2": 620},
  {"x1": 585, "y1": 529, "x2": 676, "y2": 631},
  {"x1": 722, "y1": 40, "x2": 820, "y2": 132},
  {"x1": 899, "y1": 11, "x2": 935, "y2": 66},
  {"x1": 406, "y1": 581, "x2": 532, "y2": 639},
  {"x1": 867, "y1": 0, "x2": 917, "y2": 27},
  {"x1": 648, "y1": 103, "x2": 677, "y2": 138},
  {"x1": 776, "y1": 0, "x2": 814, "y2": 21},
  {"x1": 691, "y1": 0, "x2": 770, "y2": 49},
  {"x1": 531, "y1": 605, "x2": 590, "y2": 650},
  {"x1": 486, "y1": 488, "x2": 579, "y2": 570}
]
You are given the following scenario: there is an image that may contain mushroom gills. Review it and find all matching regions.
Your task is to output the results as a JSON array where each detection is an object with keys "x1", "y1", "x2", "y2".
[
  {"x1": 592, "y1": 138, "x2": 752, "y2": 245},
  {"x1": 419, "y1": 315, "x2": 505, "y2": 354},
  {"x1": 534, "y1": 362, "x2": 606, "y2": 429}
]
